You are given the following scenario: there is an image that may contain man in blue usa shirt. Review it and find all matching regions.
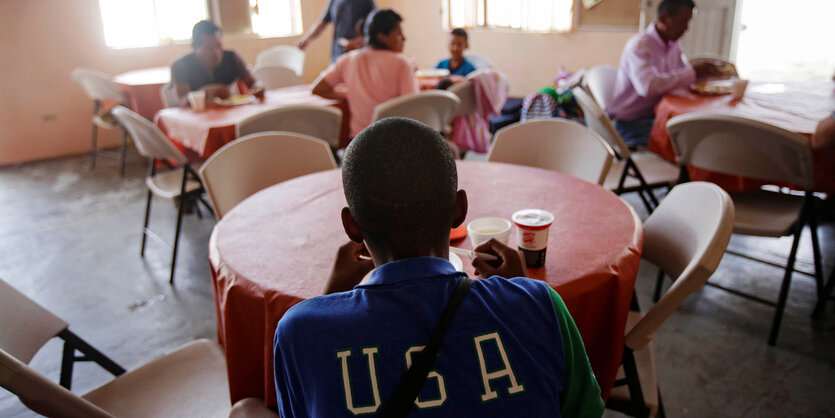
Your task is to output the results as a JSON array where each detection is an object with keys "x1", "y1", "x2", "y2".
[{"x1": 273, "y1": 118, "x2": 604, "y2": 417}]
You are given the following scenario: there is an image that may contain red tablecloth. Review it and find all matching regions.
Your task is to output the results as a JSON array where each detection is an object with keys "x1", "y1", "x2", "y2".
[
  {"x1": 155, "y1": 85, "x2": 350, "y2": 158},
  {"x1": 649, "y1": 81, "x2": 835, "y2": 193},
  {"x1": 209, "y1": 160, "x2": 643, "y2": 406},
  {"x1": 114, "y1": 67, "x2": 170, "y2": 120}
]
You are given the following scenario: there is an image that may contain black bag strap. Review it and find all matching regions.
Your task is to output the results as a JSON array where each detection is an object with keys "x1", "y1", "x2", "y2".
[{"x1": 378, "y1": 275, "x2": 473, "y2": 418}]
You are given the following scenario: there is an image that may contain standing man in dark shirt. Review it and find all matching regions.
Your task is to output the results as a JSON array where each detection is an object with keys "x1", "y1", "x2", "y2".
[
  {"x1": 296, "y1": 0, "x2": 376, "y2": 62},
  {"x1": 171, "y1": 20, "x2": 263, "y2": 104}
]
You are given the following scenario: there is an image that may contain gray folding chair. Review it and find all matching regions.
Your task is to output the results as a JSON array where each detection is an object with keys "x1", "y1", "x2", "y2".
[
  {"x1": 110, "y1": 106, "x2": 213, "y2": 284},
  {"x1": 667, "y1": 113, "x2": 823, "y2": 345}
]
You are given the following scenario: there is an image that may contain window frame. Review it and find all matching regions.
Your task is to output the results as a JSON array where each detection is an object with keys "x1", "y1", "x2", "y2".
[{"x1": 444, "y1": 0, "x2": 575, "y2": 33}]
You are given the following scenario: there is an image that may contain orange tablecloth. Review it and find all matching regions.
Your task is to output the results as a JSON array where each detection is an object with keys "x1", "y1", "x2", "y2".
[
  {"x1": 155, "y1": 85, "x2": 350, "y2": 158},
  {"x1": 209, "y1": 160, "x2": 643, "y2": 406},
  {"x1": 649, "y1": 81, "x2": 835, "y2": 193},
  {"x1": 114, "y1": 67, "x2": 170, "y2": 120}
]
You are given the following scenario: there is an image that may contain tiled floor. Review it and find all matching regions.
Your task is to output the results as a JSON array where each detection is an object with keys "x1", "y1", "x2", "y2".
[{"x1": 1, "y1": 151, "x2": 833, "y2": 417}]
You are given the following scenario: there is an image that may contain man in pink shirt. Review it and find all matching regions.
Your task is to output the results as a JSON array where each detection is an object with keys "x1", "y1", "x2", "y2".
[
  {"x1": 608, "y1": 0, "x2": 718, "y2": 145},
  {"x1": 312, "y1": 9, "x2": 419, "y2": 138}
]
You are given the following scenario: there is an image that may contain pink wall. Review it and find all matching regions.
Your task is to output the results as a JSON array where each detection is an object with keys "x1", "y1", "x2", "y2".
[{"x1": 0, "y1": 0, "x2": 635, "y2": 165}]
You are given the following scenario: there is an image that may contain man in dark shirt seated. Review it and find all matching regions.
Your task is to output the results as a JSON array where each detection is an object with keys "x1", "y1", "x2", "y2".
[{"x1": 171, "y1": 20, "x2": 263, "y2": 104}]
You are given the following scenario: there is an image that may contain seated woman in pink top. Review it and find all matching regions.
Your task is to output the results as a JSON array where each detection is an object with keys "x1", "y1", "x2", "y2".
[{"x1": 312, "y1": 9, "x2": 419, "y2": 137}]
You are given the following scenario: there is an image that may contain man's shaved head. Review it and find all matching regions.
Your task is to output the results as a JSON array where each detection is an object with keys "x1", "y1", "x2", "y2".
[{"x1": 342, "y1": 118, "x2": 458, "y2": 256}]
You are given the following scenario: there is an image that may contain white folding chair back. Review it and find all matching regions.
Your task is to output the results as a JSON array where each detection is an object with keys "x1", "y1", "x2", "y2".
[
  {"x1": 254, "y1": 46, "x2": 305, "y2": 77},
  {"x1": 110, "y1": 106, "x2": 188, "y2": 165},
  {"x1": 464, "y1": 53, "x2": 491, "y2": 69},
  {"x1": 572, "y1": 86, "x2": 631, "y2": 159},
  {"x1": 236, "y1": 105, "x2": 343, "y2": 148},
  {"x1": 0, "y1": 349, "x2": 113, "y2": 418},
  {"x1": 489, "y1": 119, "x2": 615, "y2": 185},
  {"x1": 627, "y1": 182, "x2": 735, "y2": 351},
  {"x1": 0, "y1": 279, "x2": 68, "y2": 364},
  {"x1": 667, "y1": 113, "x2": 815, "y2": 190},
  {"x1": 372, "y1": 91, "x2": 461, "y2": 132},
  {"x1": 252, "y1": 66, "x2": 303, "y2": 90},
  {"x1": 582, "y1": 65, "x2": 618, "y2": 111},
  {"x1": 200, "y1": 132, "x2": 337, "y2": 219},
  {"x1": 71, "y1": 68, "x2": 124, "y2": 102},
  {"x1": 449, "y1": 79, "x2": 477, "y2": 117},
  {"x1": 1, "y1": 340, "x2": 231, "y2": 418},
  {"x1": 160, "y1": 83, "x2": 180, "y2": 108}
]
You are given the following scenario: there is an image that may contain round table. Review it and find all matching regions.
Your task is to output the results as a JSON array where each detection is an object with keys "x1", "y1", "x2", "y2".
[
  {"x1": 209, "y1": 160, "x2": 643, "y2": 406},
  {"x1": 649, "y1": 80, "x2": 835, "y2": 193},
  {"x1": 113, "y1": 67, "x2": 170, "y2": 120}
]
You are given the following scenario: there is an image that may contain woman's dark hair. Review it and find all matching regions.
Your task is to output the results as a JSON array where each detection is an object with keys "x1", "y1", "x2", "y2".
[
  {"x1": 192, "y1": 20, "x2": 221, "y2": 47},
  {"x1": 364, "y1": 9, "x2": 403, "y2": 50}
]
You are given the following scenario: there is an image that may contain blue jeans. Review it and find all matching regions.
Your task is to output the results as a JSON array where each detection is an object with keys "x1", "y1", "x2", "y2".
[{"x1": 614, "y1": 116, "x2": 655, "y2": 146}]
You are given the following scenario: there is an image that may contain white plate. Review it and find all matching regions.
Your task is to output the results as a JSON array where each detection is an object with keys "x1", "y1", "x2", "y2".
[
  {"x1": 213, "y1": 94, "x2": 257, "y2": 106},
  {"x1": 415, "y1": 68, "x2": 450, "y2": 78}
]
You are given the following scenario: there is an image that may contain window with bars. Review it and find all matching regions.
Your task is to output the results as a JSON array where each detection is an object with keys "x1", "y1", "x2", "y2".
[
  {"x1": 447, "y1": 0, "x2": 574, "y2": 33},
  {"x1": 98, "y1": 0, "x2": 303, "y2": 49}
]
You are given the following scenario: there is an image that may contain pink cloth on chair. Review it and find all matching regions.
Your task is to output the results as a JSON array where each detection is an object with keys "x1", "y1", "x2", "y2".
[{"x1": 451, "y1": 69, "x2": 510, "y2": 153}]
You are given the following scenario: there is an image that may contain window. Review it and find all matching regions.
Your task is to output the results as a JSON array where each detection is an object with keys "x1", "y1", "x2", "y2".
[
  {"x1": 99, "y1": 0, "x2": 303, "y2": 49},
  {"x1": 249, "y1": 0, "x2": 304, "y2": 38},
  {"x1": 447, "y1": 0, "x2": 574, "y2": 33},
  {"x1": 99, "y1": 0, "x2": 209, "y2": 48}
]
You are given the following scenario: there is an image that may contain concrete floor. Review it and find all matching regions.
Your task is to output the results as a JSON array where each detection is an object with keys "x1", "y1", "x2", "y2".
[{"x1": 1, "y1": 150, "x2": 834, "y2": 417}]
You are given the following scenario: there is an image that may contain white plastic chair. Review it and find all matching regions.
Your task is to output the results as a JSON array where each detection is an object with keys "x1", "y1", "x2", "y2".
[
  {"x1": 488, "y1": 119, "x2": 615, "y2": 186},
  {"x1": 236, "y1": 104, "x2": 343, "y2": 149},
  {"x1": 464, "y1": 53, "x2": 491, "y2": 69},
  {"x1": 254, "y1": 46, "x2": 305, "y2": 77},
  {"x1": 71, "y1": 68, "x2": 130, "y2": 176},
  {"x1": 582, "y1": 65, "x2": 618, "y2": 111},
  {"x1": 572, "y1": 87, "x2": 679, "y2": 212},
  {"x1": 160, "y1": 83, "x2": 180, "y2": 108},
  {"x1": 607, "y1": 182, "x2": 734, "y2": 417},
  {"x1": 199, "y1": 132, "x2": 337, "y2": 219},
  {"x1": 667, "y1": 113, "x2": 823, "y2": 345},
  {"x1": 0, "y1": 277, "x2": 231, "y2": 418},
  {"x1": 448, "y1": 79, "x2": 477, "y2": 117},
  {"x1": 252, "y1": 66, "x2": 304, "y2": 90},
  {"x1": 372, "y1": 91, "x2": 461, "y2": 132},
  {"x1": 110, "y1": 106, "x2": 212, "y2": 284}
]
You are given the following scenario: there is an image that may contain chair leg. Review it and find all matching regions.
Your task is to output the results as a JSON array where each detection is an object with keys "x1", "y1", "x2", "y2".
[
  {"x1": 169, "y1": 170, "x2": 189, "y2": 284},
  {"x1": 813, "y1": 265, "x2": 835, "y2": 318},
  {"x1": 656, "y1": 388, "x2": 666, "y2": 418},
  {"x1": 631, "y1": 290, "x2": 641, "y2": 312},
  {"x1": 140, "y1": 189, "x2": 153, "y2": 257},
  {"x1": 57, "y1": 329, "x2": 125, "y2": 390},
  {"x1": 89, "y1": 122, "x2": 99, "y2": 171},
  {"x1": 768, "y1": 221, "x2": 804, "y2": 346},
  {"x1": 119, "y1": 129, "x2": 128, "y2": 177},
  {"x1": 807, "y1": 199, "x2": 824, "y2": 297},
  {"x1": 653, "y1": 269, "x2": 665, "y2": 302},
  {"x1": 622, "y1": 349, "x2": 649, "y2": 418}
]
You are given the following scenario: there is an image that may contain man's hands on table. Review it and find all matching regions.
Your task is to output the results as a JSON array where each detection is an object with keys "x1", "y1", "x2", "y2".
[
  {"x1": 323, "y1": 242, "x2": 374, "y2": 294},
  {"x1": 472, "y1": 238, "x2": 528, "y2": 279}
]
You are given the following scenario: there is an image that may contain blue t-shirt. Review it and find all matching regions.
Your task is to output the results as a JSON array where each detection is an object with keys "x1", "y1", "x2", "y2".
[
  {"x1": 274, "y1": 257, "x2": 603, "y2": 417},
  {"x1": 435, "y1": 59, "x2": 477, "y2": 76}
]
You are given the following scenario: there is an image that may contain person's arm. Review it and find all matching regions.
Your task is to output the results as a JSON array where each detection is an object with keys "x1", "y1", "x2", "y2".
[
  {"x1": 399, "y1": 58, "x2": 420, "y2": 96},
  {"x1": 322, "y1": 241, "x2": 374, "y2": 294},
  {"x1": 297, "y1": 0, "x2": 334, "y2": 50},
  {"x1": 171, "y1": 61, "x2": 193, "y2": 102},
  {"x1": 547, "y1": 287, "x2": 605, "y2": 418},
  {"x1": 471, "y1": 238, "x2": 528, "y2": 278},
  {"x1": 312, "y1": 58, "x2": 347, "y2": 101},
  {"x1": 813, "y1": 112, "x2": 835, "y2": 150},
  {"x1": 625, "y1": 42, "x2": 696, "y2": 98},
  {"x1": 230, "y1": 51, "x2": 265, "y2": 99}
]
